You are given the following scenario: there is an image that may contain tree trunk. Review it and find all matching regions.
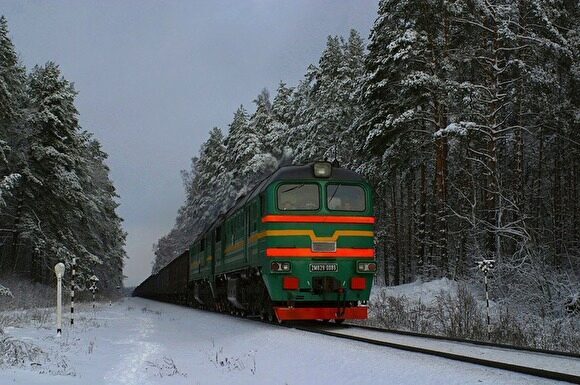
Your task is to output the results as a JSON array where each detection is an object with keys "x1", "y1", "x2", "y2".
[
  {"x1": 417, "y1": 163, "x2": 427, "y2": 275},
  {"x1": 436, "y1": 133, "x2": 448, "y2": 275},
  {"x1": 553, "y1": 143, "x2": 562, "y2": 265},
  {"x1": 406, "y1": 171, "x2": 414, "y2": 282},
  {"x1": 391, "y1": 177, "x2": 400, "y2": 286}
]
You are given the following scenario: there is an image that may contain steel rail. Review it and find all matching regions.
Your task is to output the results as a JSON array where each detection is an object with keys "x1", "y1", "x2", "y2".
[
  {"x1": 345, "y1": 322, "x2": 580, "y2": 359},
  {"x1": 291, "y1": 323, "x2": 580, "y2": 384}
]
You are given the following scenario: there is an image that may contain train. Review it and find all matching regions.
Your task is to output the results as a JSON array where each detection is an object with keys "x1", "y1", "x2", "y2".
[{"x1": 133, "y1": 161, "x2": 376, "y2": 323}]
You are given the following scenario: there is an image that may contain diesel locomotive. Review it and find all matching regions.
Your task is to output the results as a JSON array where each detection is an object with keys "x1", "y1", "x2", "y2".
[{"x1": 133, "y1": 162, "x2": 376, "y2": 323}]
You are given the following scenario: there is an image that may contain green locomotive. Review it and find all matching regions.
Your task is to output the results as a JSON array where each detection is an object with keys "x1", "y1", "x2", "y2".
[{"x1": 136, "y1": 162, "x2": 376, "y2": 323}]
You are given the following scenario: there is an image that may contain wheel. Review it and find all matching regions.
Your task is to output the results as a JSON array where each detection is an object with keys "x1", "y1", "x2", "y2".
[{"x1": 334, "y1": 319, "x2": 345, "y2": 325}]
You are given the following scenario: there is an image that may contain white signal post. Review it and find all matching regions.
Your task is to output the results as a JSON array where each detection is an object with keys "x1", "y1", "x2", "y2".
[{"x1": 54, "y1": 263, "x2": 65, "y2": 336}]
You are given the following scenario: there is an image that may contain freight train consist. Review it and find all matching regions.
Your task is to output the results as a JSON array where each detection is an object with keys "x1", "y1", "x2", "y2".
[{"x1": 133, "y1": 162, "x2": 376, "y2": 322}]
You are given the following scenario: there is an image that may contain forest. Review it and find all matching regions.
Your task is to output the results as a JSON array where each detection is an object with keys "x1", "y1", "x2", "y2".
[
  {"x1": 0, "y1": 16, "x2": 126, "y2": 294},
  {"x1": 153, "y1": 0, "x2": 579, "y2": 343}
]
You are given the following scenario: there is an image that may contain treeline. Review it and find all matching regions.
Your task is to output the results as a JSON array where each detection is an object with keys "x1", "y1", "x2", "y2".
[
  {"x1": 155, "y1": 1, "x2": 578, "y2": 313},
  {"x1": 151, "y1": 30, "x2": 366, "y2": 272},
  {"x1": 0, "y1": 16, "x2": 126, "y2": 291}
]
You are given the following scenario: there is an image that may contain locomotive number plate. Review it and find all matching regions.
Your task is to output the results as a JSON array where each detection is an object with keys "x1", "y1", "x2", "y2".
[{"x1": 309, "y1": 263, "x2": 338, "y2": 272}]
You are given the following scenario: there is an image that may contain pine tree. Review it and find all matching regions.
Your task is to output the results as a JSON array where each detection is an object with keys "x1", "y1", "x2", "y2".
[
  {"x1": 251, "y1": 88, "x2": 272, "y2": 137},
  {"x1": 294, "y1": 35, "x2": 345, "y2": 163},
  {"x1": 225, "y1": 105, "x2": 274, "y2": 189},
  {"x1": 21, "y1": 62, "x2": 91, "y2": 283},
  {"x1": 153, "y1": 127, "x2": 229, "y2": 272},
  {"x1": 77, "y1": 136, "x2": 126, "y2": 290},
  {"x1": 286, "y1": 66, "x2": 317, "y2": 161},
  {"x1": 338, "y1": 29, "x2": 366, "y2": 167},
  {"x1": 0, "y1": 15, "x2": 26, "y2": 126},
  {"x1": 359, "y1": 0, "x2": 453, "y2": 280},
  {"x1": 265, "y1": 82, "x2": 294, "y2": 159},
  {"x1": 0, "y1": 16, "x2": 125, "y2": 290},
  {"x1": 0, "y1": 16, "x2": 26, "y2": 274}
]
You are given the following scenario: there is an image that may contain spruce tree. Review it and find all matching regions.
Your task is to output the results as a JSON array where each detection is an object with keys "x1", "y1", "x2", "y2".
[
  {"x1": 0, "y1": 16, "x2": 26, "y2": 126},
  {"x1": 0, "y1": 16, "x2": 26, "y2": 274},
  {"x1": 265, "y1": 82, "x2": 294, "y2": 160},
  {"x1": 22, "y1": 62, "x2": 90, "y2": 282}
]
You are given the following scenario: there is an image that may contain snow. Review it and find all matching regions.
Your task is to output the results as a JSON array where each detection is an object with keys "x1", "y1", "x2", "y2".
[
  {"x1": 371, "y1": 277, "x2": 459, "y2": 305},
  {"x1": 0, "y1": 173, "x2": 21, "y2": 207},
  {"x1": 433, "y1": 122, "x2": 476, "y2": 137},
  {"x1": 0, "y1": 297, "x2": 567, "y2": 385}
]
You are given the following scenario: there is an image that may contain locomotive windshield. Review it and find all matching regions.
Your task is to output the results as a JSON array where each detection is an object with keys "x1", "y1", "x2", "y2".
[
  {"x1": 277, "y1": 183, "x2": 320, "y2": 211},
  {"x1": 327, "y1": 184, "x2": 366, "y2": 211}
]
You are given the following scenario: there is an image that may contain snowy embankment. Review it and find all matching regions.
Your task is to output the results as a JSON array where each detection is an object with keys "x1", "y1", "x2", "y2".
[
  {"x1": 366, "y1": 278, "x2": 580, "y2": 354},
  {"x1": 371, "y1": 277, "x2": 461, "y2": 304},
  {"x1": 0, "y1": 297, "x2": 566, "y2": 385},
  {"x1": 366, "y1": 277, "x2": 479, "y2": 335}
]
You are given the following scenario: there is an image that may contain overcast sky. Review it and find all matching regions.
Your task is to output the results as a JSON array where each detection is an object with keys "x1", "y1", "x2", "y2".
[{"x1": 1, "y1": 0, "x2": 378, "y2": 286}]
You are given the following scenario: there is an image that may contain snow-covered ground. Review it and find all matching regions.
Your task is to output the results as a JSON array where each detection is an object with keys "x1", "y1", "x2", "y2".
[
  {"x1": 0, "y1": 297, "x2": 570, "y2": 385},
  {"x1": 371, "y1": 277, "x2": 460, "y2": 304}
]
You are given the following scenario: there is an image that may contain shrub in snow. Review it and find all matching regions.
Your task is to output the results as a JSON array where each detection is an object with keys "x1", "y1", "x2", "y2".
[
  {"x1": 0, "y1": 284, "x2": 12, "y2": 298},
  {"x1": 0, "y1": 276, "x2": 54, "y2": 311},
  {"x1": 144, "y1": 356, "x2": 187, "y2": 378},
  {"x1": 0, "y1": 336, "x2": 45, "y2": 368},
  {"x1": 367, "y1": 278, "x2": 580, "y2": 353},
  {"x1": 432, "y1": 285, "x2": 485, "y2": 340},
  {"x1": 0, "y1": 335, "x2": 74, "y2": 375},
  {"x1": 369, "y1": 292, "x2": 429, "y2": 332},
  {"x1": 369, "y1": 281, "x2": 485, "y2": 339},
  {"x1": 565, "y1": 293, "x2": 579, "y2": 314}
]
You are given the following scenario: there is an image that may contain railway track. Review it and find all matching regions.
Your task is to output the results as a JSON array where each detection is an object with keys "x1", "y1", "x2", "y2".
[{"x1": 289, "y1": 322, "x2": 580, "y2": 384}]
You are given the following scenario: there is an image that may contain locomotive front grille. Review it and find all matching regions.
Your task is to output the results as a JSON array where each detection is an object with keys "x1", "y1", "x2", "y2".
[{"x1": 311, "y1": 241, "x2": 336, "y2": 252}]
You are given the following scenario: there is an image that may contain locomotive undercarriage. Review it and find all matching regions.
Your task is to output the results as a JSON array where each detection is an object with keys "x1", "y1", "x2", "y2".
[
  {"x1": 186, "y1": 269, "x2": 282, "y2": 322},
  {"x1": 214, "y1": 269, "x2": 273, "y2": 318},
  {"x1": 187, "y1": 268, "x2": 364, "y2": 323}
]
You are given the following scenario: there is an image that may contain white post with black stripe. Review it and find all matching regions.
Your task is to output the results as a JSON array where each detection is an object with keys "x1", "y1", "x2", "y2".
[
  {"x1": 70, "y1": 257, "x2": 76, "y2": 327},
  {"x1": 477, "y1": 259, "x2": 495, "y2": 339}
]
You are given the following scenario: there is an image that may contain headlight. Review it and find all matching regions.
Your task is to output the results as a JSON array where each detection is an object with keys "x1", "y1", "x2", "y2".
[
  {"x1": 313, "y1": 162, "x2": 332, "y2": 178},
  {"x1": 271, "y1": 261, "x2": 291, "y2": 273},
  {"x1": 357, "y1": 261, "x2": 377, "y2": 273}
]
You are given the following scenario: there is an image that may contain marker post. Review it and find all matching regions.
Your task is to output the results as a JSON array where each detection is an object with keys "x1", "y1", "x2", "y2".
[
  {"x1": 71, "y1": 257, "x2": 76, "y2": 326},
  {"x1": 477, "y1": 259, "x2": 496, "y2": 339},
  {"x1": 54, "y1": 263, "x2": 65, "y2": 336},
  {"x1": 89, "y1": 275, "x2": 99, "y2": 309}
]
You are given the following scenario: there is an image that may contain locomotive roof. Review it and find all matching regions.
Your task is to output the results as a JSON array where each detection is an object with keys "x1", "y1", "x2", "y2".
[
  {"x1": 222, "y1": 163, "x2": 364, "y2": 219},
  {"x1": 267, "y1": 163, "x2": 365, "y2": 183},
  {"x1": 197, "y1": 163, "x2": 366, "y2": 240}
]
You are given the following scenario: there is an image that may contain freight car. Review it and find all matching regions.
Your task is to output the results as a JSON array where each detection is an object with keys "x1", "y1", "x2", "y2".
[
  {"x1": 134, "y1": 162, "x2": 376, "y2": 323},
  {"x1": 132, "y1": 251, "x2": 188, "y2": 303}
]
